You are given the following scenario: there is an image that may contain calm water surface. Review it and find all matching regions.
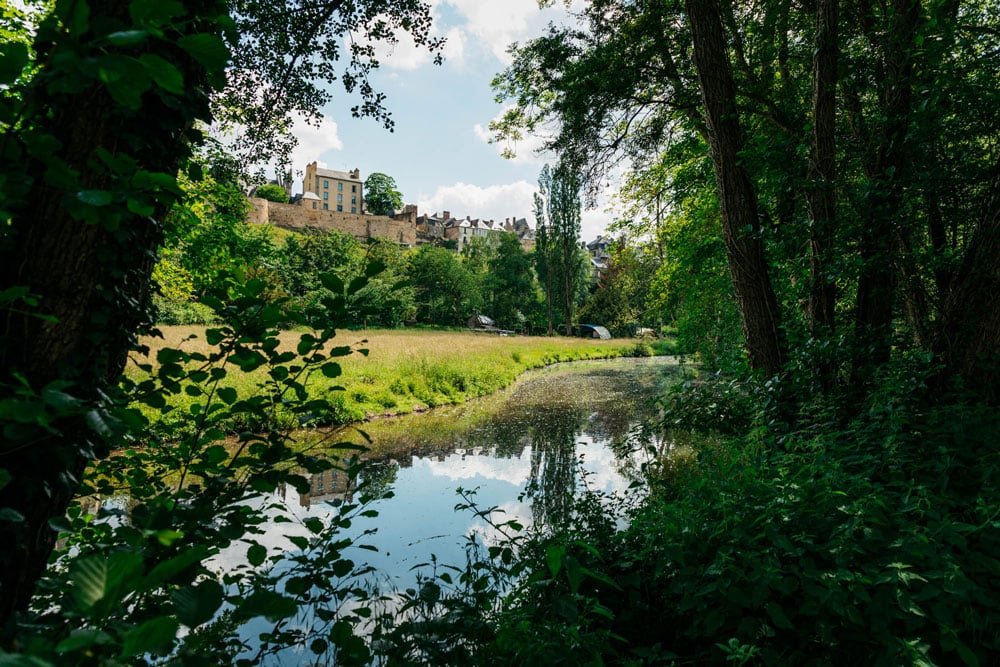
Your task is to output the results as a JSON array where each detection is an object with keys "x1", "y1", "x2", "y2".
[{"x1": 219, "y1": 357, "x2": 681, "y2": 587}]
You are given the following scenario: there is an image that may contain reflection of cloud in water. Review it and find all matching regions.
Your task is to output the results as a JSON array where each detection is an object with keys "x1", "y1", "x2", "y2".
[
  {"x1": 466, "y1": 499, "x2": 533, "y2": 548},
  {"x1": 576, "y1": 436, "x2": 637, "y2": 496},
  {"x1": 414, "y1": 451, "x2": 531, "y2": 486}
]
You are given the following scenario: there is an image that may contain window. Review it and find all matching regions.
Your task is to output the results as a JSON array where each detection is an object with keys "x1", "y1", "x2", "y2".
[
  {"x1": 323, "y1": 181, "x2": 328, "y2": 189},
  {"x1": 337, "y1": 205, "x2": 343, "y2": 212},
  {"x1": 351, "y1": 207, "x2": 356, "y2": 213},
  {"x1": 352, "y1": 185, "x2": 356, "y2": 192},
  {"x1": 351, "y1": 197, "x2": 356, "y2": 205},
  {"x1": 338, "y1": 182, "x2": 343, "y2": 191},
  {"x1": 312, "y1": 202, "x2": 317, "y2": 209},
  {"x1": 323, "y1": 203, "x2": 328, "y2": 210},
  {"x1": 337, "y1": 194, "x2": 342, "y2": 203},
  {"x1": 323, "y1": 192, "x2": 328, "y2": 200}
]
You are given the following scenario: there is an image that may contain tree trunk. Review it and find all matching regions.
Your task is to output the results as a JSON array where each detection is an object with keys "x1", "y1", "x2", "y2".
[
  {"x1": 934, "y1": 169, "x2": 1000, "y2": 401},
  {"x1": 850, "y1": 0, "x2": 918, "y2": 386},
  {"x1": 562, "y1": 241, "x2": 574, "y2": 337},
  {"x1": 805, "y1": 0, "x2": 839, "y2": 337},
  {"x1": 0, "y1": 0, "x2": 217, "y2": 627},
  {"x1": 684, "y1": 0, "x2": 787, "y2": 376}
]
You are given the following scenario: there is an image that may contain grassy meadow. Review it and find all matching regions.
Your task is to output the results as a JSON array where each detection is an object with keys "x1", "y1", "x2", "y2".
[{"x1": 128, "y1": 326, "x2": 673, "y2": 429}]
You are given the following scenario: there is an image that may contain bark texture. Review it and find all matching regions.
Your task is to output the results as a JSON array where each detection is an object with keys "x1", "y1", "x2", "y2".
[
  {"x1": 0, "y1": 0, "x2": 215, "y2": 627},
  {"x1": 684, "y1": 0, "x2": 787, "y2": 375}
]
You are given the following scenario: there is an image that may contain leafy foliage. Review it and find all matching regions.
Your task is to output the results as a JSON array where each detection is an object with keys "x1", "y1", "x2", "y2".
[
  {"x1": 363, "y1": 171, "x2": 404, "y2": 216},
  {"x1": 253, "y1": 183, "x2": 288, "y2": 203}
]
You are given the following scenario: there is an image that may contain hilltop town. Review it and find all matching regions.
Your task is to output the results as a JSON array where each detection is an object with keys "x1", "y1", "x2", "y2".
[
  {"x1": 248, "y1": 163, "x2": 618, "y2": 287},
  {"x1": 249, "y1": 162, "x2": 539, "y2": 253}
]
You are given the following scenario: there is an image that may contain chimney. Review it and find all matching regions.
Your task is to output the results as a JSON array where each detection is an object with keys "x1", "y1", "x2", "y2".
[{"x1": 443, "y1": 210, "x2": 450, "y2": 220}]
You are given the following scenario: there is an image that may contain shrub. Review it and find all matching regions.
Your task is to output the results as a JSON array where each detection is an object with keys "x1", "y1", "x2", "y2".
[{"x1": 254, "y1": 183, "x2": 289, "y2": 203}]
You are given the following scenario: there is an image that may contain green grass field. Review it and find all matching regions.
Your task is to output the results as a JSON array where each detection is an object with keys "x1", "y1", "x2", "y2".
[{"x1": 128, "y1": 326, "x2": 675, "y2": 429}]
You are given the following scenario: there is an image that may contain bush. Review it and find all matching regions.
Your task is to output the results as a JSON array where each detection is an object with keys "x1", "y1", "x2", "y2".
[
  {"x1": 254, "y1": 183, "x2": 289, "y2": 203},
  {"x1": 152, "y1": 293, "x2": 217, "y2": 325},
  {"x1": 468, "y1": 392, "x2": 1000, "y2": 666}
]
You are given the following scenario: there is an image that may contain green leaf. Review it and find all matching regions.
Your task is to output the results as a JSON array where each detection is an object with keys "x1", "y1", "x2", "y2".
[
  {"x1": 246, "y1": 543, "x2": 267, "y2": 567},
  {"x1": 0, "y1": 43, "x2": 29, "y2": 85},
  {"x1": 217, "y1": 387, "x2": 237, "y2": 404},
  {"x1": 765, "y1": 602, "x2": 794, "y2": 630},
  {"x1": 0, "y1": 508, "x2": 25, "y2": 524},
  {"x1": 70, "y1": 551, "x2": 142, "y2": 611},
  {"x1": 68, "y1": 0, "x2": 90, "y2": 36},
  {"x1": 319, "y1": 273, "x2": 345, "y2": 294},
  {"x1": 564, "y1": 555, "x2": 582, "y2": 593},
  {"x1": 546, "y1": 544, "x2": 565, "y2": 577},
  {"x1": 172, "y1": 580, "x2": 224, "y2": 628},
  {"x1": 143, "y1": 547, "x2": 207, "y2": 589},
  {"x1": 365, "y1": 260, "x2": 386, "y2": 278},
  {"x1": 56, "y1": 629, "x2": 114, "y2": 654},
  {"x1": 77, "y1": 190, "x2": 114, "y2": 206},
  {"x1": 139, "y1": 54, "x2": 184, "y2": 94},
  {"x1": 178, "y1": 34, "x2": 230, "y2": 71},
  {"x1": 201, "y1": 445, "x2": 229, "y2": 466},
  {"x1": 106, "y1": 30, "x2": 149, "y2": 47},
  {"x1": 120, "y1": 616, "x2": 179, "y2": 658}
]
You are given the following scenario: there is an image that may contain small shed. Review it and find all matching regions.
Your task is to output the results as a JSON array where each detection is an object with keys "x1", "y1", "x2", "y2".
[
  {"x1": 468, "y1": 313, "x2": 497, "y2": 330},
  {"x1": 577, "y1": 324, "x2": 612, "y2": 339}
]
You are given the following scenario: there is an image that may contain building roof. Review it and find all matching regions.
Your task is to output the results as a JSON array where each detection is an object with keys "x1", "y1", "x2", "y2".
[
  {"x1": 302, "y1": 191, "x2": 321, "y2": 200},
  {"x1": 314, "y1": 167, "x2": 360, "y2": 181}
]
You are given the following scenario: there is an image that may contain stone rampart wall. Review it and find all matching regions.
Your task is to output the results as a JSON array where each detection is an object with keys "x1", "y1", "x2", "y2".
[{"x1": 248, "y1": 197, "x2": 416, "y2": 247}]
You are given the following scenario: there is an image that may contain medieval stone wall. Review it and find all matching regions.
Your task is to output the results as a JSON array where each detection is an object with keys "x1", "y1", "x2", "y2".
[{"x1": 248, "y1": 197, "x2": 416, "y2": 247}]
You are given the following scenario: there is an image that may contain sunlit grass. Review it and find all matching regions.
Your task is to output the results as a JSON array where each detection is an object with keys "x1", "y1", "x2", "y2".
[{"x1": 128, "y1": 326, "x2": 658, "y2": 429}]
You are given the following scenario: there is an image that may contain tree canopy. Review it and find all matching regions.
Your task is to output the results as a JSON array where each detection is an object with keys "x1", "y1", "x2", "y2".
[
  {"x1": 496, "y1": 0, "x2": 1000, "y2": 400},
  {"x1": 363, "y1": 171, "x2": 404, "y2": 216}
]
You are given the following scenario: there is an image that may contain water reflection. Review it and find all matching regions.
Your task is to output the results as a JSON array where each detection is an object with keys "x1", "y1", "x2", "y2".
[{"x1": 291, "y1": 358, "x2": 680, "y2": 542}]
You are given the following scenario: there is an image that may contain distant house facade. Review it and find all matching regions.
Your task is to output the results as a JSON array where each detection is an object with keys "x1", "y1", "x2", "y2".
[
  {"x1": 417, "y1": 211, "x2": 535, "y2": 252},
  {"x1": 303, "y1": 162, "x2": 363, "y2": 214},
  {"x1": 585, "y1": 235, "x2": 614, "y2": 283}
]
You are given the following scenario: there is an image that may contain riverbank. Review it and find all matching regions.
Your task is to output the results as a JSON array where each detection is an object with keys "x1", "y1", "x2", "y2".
[{"x1": 129, "y1": 326, "x2": 675, "y2": 430}]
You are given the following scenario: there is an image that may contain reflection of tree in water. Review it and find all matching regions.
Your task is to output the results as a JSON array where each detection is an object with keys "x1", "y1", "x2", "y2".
[
  {"x1": 524, "y1": 404, "x2": 588, "y2": 530},
  {"x1": 359, "y1": 459, "x2": 399, "y2": 500}
]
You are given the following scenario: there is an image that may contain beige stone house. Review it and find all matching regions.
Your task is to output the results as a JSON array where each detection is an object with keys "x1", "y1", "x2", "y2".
[{"x1": 303, "y1": 162, "x2": 364, "y2": 214}]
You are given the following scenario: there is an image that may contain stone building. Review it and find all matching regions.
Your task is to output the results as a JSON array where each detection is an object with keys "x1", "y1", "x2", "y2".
[
  {"x1": 303, "y1": 162, "x2": 364, "y2": 214},
  {"x1": 417, "y1": 212, "x2": 535, "y2": 252}
]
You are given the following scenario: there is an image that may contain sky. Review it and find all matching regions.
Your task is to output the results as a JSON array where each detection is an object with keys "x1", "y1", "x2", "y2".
[{"x1": 282, "y1": 0, "x2": 615, "y2": 241}]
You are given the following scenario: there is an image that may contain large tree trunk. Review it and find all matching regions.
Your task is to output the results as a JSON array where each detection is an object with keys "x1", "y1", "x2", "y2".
[
  {"x1": 850, "y1": 0, "x2": 919, "y2": 386},
  {"x1": 684, "y1": 0, "x2": 787, "y2": 375},
  {"x1": 805, "y1": 0, "x2": 839, "y2": 337},
  {"x1": 0, "y1": 0, "x2": 218, "y2": 628},
  {"x1": 934, "y1": 169, "x2": 1000, "y2": 401}
]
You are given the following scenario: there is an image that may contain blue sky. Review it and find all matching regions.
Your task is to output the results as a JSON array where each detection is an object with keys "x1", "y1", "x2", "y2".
[{"x1": 283, "y1": 0, "x2": 614, "y2": 241}]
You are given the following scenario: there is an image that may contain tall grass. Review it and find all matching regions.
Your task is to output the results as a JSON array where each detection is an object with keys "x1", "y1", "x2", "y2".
[{"x1": 129, "y1": 327, "x2": 653, "y2": 429}]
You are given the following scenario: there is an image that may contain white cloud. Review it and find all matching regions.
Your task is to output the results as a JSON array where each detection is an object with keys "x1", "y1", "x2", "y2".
[
  {"x1": 360, "y1": 25, "x2": 466, "y2": 71},
  {"x1": 286, "y1": 115, "x2": 343, "y2": 191},
  {"x1": 417, "y1": 451, "x2": 531, "y2": 486},
  {"x1": 417, "y1": 180, "x2": 537, "y2": 225},
  {"x1": 581, "y1": 208, "x2": 613, "y2": 242},
  {"x1": 417, "y1": 180, "x2": 612, "y2": 240},
  {"x1": 438, "y1": 0, "x2": 586, "y2": 64}
]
